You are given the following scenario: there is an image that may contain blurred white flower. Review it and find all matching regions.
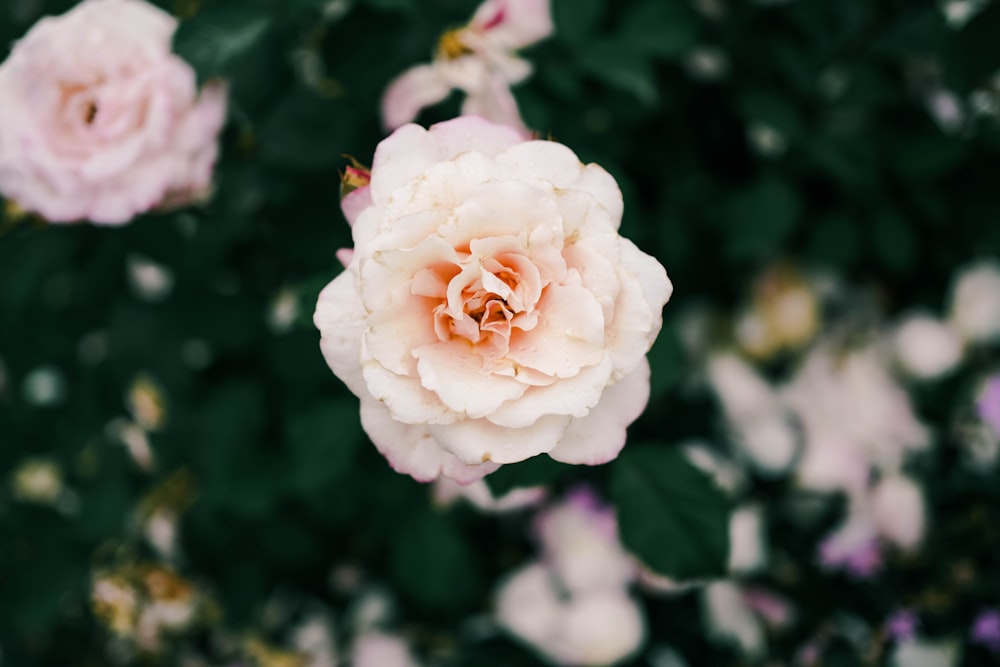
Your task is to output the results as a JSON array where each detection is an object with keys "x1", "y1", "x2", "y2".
[
  {"x1": 381, "y1": 0, "x2": 552, "y2": 135},
  {"x1": 21, "y1": 365, "x2": 66, "y2": 406},
  {"x1": 948, "y1": 260, "x2": 1000, "y2": 344},
  {"x1": 433, "y1": 478, "x2": 545, "y2": 513},
  {"x1": 871, "y1": 474, "x2": 925, "y2": 550},
  {"x1": 127, "y1": 254, "x2": 174, "y2": 302},
  {"x1": 292, "y1": 613, "x2": 338, "y2": 667},
  {"x1": 890, "y1": 638, "x2": 960, "y2": 667},
  {"x1": 496, "y1": 487, "x2": 646, "y2": 665},
  {"x1": 729, "y1": 505, "x2": 767, "y2": 574},
  {"x1": 925, "y1": 89, "x2": 965, "y2": 134},
  {"x1": 534, "y1": 486, "x2": 635, "y2": 593},
  {"x1": 784, "y1": 345, "x2": 929, "y2": 493},
  {"x1": 681, "y1": 441, "x2": 747, "y2": 496},
  {"x1": 702, "y1": 582, "x2": 765, "y2": 659},
  {"x1": 353, "y1": 632, "x2": 420, "y2": 667},
  {"x1": 684, "y1": 46, "x2": 729, "y2": 81},
  {"x1": 106, "y1": 418, "x2": 155, "y2": 471},
  {"x1": 495, "y1": 563, "x2": 646, "y2": 667},
  {"x1": 893, "y1": 313, "x2": 963, "y2": 380},
  {"x1": 707, "y1": 353, "x2": 798, "y2": 475},
  {"x1": 269, "y1": 288, "x2": 300, "y2": 333}
]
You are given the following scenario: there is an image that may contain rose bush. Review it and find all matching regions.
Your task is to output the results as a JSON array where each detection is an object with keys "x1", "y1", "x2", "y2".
[
  {"x1": 315, "y1": 115, "x2": 672, "y2": 483},
  {"x1": 0, "y1": 0, "x2": 226, "y2": 225}
]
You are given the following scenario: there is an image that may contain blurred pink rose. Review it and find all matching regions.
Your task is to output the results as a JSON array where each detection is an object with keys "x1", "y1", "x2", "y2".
[
  {"x1": 381, "y1": 0, "x2": 552, "y2": 136},
  {"x1": 314, "y1": 116, "x2": 672, "y2": 483},
  {"x1": 0, "y1": 0, "x2": 227, "y2": 224}
]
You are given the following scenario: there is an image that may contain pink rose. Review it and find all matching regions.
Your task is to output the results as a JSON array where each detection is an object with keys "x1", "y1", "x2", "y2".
[
  {"x1": 381, "y1": 0, "x2": 553, "y2": 136},
  {"x1": 314, "y1": 116, "x2": 672, "y2": 483},
  {"x1": 0, "y1": 0, "x2": 227, "y2": 224}
]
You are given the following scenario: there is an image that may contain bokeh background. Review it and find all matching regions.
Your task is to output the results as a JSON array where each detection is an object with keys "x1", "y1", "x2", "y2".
[{"x1": 1, "y1": 0, "x2": 999, "y2": 665}]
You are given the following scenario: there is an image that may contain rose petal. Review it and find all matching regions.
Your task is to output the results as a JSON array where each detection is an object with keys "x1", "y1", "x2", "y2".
[
  {"x1": 487, "y1": 354, "x2": 613, "y2": 428},
  {"x1": 470, "y1": 0, "x2": 554, "y2": 49},
  {"x1": 360, "y1": 398, "x2": 498, "y2": 483},
  {"x1": 314, "y1": 270, "x2": 368, "y2": 398},
  {"x1": 341, "y1": 184, "x2": 372, "y2": 227},
  {"x1": 507, "y1": 284, "x2": 606, "y2": 378},
  {"x1": 428, "y1": 413, "x2": 571, "y2": 464},
  {"x1": 548, "y1": 358, "x2": 650, "y2": 465},
  {"x1": 427, "y1": 114, "x2": 524, "y2": 161},
  {"x1": 460, "y1": 72, "x2": 531, "y2": 136},
  {"x1": 414, "y1": 341, "x2": 528, "y2": 418},
  {"x1": 381, "y1": 64, "x2": 452, "y2": 131}
]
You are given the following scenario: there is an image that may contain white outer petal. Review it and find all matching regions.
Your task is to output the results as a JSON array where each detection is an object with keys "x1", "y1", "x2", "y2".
[
  {"x1": 314, "y1": 269, "x2": 368, "y2": 397},
  {"x1": 360, "y1": 398, "x2": 498, "y2": 483},
  {"x1": 548, "y1": 358, "x2": 650, "y2": 465}
]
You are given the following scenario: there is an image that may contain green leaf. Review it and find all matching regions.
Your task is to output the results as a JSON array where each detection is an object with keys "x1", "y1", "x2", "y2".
[
  {"x1": 806, "y1": 214, "x2": 860, "y2": 267},
  {"x1": 892, "y1": 135, "x2": 968, "y2": 182},
  {"x1": 360, "y1": 0, "x2": 417, "y2": 13},
  {"x1": 173, "y1": 5, "x2": 272, "y2": 81},
  {"x1": 869, "y1": 209, "x2": 918, "y2": 275},
  {"x1": 577, "y1": 41, "x2": 658, "y2": 106},
  {"x1": 724, "y1": 177, "x2": 801, "y2": 262},
  {"x1": 485, "y1": 455, "x2": 570, "y2": 496},
  {"x1": 285, "y1": 400, "x2": 364, "y2": 494},
  {"x1": 390, "y1": 510, "x2": 483, "y2": 611},
  {"x1": 735, "y1": 90, "x2": 802, "y2": 140},
  {"x1": 552, "y1": 0, "x2": 604, "y2": 44},
  {"x1": 620, "y1": 0, "x2": 698, "y2": 59},
  {"x1": 257, "y1": 89, "x2": 350, "y2": 169},
  {"x1": 646, "y1": 323, "x2": 684, "y2": 399},
  {"x1": 612, "y1": 445, "x2": 730, "y2": 579}
]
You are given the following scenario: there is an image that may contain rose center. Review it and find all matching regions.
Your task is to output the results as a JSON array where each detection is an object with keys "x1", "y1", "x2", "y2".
[
  {"x1": 423, "y1": 252, "x2": 543, "y2": 350},
  {"x1": 84, "y1": 101, "x2": 98, "y2": 125}
]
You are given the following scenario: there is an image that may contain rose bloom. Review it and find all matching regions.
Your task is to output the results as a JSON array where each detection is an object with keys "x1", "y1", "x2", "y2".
[
  {"x1": 0, "y1": 0, "x2": 227, "y2": 224},
  {"x1": 381, "y1": 0, "x2": 552, "y2": 136},
  {"x1": 315, "y1": 116, "x2": 672, "y2": 483}
]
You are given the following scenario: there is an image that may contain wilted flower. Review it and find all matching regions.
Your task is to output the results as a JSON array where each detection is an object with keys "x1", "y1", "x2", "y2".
[
  {"x1": 0, "y1": 0, "x2": 227, "y2": 224},
  {"x1": 10, "y1": 457, "x2": 63, "y2": 505},
  {"x1": 734, "y1": 264, "x2": 820, "y2": 360},
  {"x1": 92, "y1": 563, "x2": 204, "y2": 653},
  {"x1": 126, "y1": 373, "x2": 167, "y2": 431},
  {"x1": 314, "y1": 116, "x2": 672, "y2": 483},
  {"x1": 381, "y1": 0, "x2": 552, "y2": 135}
]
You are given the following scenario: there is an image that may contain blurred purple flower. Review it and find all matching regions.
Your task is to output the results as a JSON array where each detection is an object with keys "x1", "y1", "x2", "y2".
[
  {"x1": 886, "y1": 609, "x2": 919, "y2": 642},
  {"x1": 977, "y1": 376, "x2": 1000, "y2": 438},
  {"x1": 971, "y1": 609, "x2": 1000, "y2": 652}
]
